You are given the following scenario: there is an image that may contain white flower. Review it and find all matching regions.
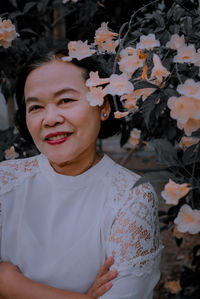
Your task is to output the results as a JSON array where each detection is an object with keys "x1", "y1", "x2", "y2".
[
  {"x1": 105, "y1": 73, "x2": 134, "y2": 96},
  {"x1": 166, "y1": 34, "x2": 185, "y2": 50},
  {"x1": 177, "y1": 79, "x2": 200, "y2": 100},
  {"x1": 174, "y1": 204, "x2": 200, "y2": 234},
  {"x1": 136, "y1": 33, "x2": 160, "y2": 50},
  {"x1": 86, "y1": 86, "x2": 106, "y2": 106}
]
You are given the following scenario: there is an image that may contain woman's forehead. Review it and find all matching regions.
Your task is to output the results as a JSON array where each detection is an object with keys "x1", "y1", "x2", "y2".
[{"x1": 24, "y1": 60, "x2": 87, "y2": 97}]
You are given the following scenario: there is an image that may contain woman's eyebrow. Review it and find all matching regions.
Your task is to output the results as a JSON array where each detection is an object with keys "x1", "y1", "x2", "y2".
[
  {"x1": 54, "y1": 88, "x2": 80, "y2": 97},
  {"x1": 25, "y1": 97, "x2": 40, "y2": 105},
  {"x1": 25, "y1": 88, "x2": 80, "y2": 104}
]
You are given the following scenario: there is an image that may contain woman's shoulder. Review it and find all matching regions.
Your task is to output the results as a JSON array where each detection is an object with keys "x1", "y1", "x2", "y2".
[
  {"x1": 0, "y1": 155, "x2": 40, "y2": 195},
  {"x1": 104, "y1": 155, "x2": 157, "y2": 212}
]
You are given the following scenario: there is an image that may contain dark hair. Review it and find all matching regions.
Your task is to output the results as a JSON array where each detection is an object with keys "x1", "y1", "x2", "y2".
[{"x1": 15, "y1": 46, "x2": 123, "y2": 144}]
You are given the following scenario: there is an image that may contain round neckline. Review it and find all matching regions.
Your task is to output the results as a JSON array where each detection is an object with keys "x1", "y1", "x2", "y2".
[{"x1": 38, "y1": 153, "x2": 113, "y2": 189}]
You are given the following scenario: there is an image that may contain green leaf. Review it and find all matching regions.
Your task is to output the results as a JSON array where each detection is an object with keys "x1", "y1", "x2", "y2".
[
  {"x1": 19, "y1": 28, "x2": 39, "y2": 37},
  {"x1": 8, "y1": 0, "x2": 18, "y2": 8},
  {"x1": 133, "y1": 170, "x2": 176, "y2": 188},
  {"x1": 152, "y1": 11, "x2": 165, "y2": 27},
  {"x1": 173, "y1": 7, "x2": 185, "y2": 22},
  {"x1": 164, "y1": 88, "x2": 179, "y2": 97},
  {"x1": 182, "y1": 142, "x2": 200, "y2": 165},
  {"x1": 133, "y1": 80, "x2": 158, "y2": 89},
  {"x1": 140, "y1": 91, "x2": 160, "y2": 128},
  {"x1": 22, "y1": 2, "x2": 37, "y2": 15},
  {"x1": 149, "y1": 139, "x2": 180, "y2": 167},
  {"x1": 181, "y1": 16, "x2": 193, "y2": 35}
]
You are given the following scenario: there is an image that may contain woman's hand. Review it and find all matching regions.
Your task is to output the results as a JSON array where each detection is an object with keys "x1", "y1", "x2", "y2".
[
  {"x1": 0, "y1": 259, "x2": 118, "y2": 299},
  {"x1": 0, "y1": 261, "x2": 22, "y2": 297},
  {"x1": 86, "y1": 256, "x2": 118, "y2": 298}
]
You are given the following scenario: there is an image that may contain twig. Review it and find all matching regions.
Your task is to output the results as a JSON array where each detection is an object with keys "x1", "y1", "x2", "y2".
[{"x1": 120, "y1": 147, "x2": 136, "y2": 166}]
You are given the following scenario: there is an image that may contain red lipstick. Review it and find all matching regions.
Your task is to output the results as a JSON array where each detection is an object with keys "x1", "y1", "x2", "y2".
[{"x1": 45, "y1": 131, "x2": 72, "y2": 145}]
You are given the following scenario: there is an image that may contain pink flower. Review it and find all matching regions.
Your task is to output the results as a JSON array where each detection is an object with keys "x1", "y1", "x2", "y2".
[
  {"x1": 136, "y1": 33, "x2": 160, "y2": 50},
  {"x1": 0, "y1": 18, "x2": 17, "y2": 48},
  {"x1": 166, "y1": 34, "x2": 185, "y2": 50},
  {"x1": 174, "y1": 204, "x2": 200, "y2": 234},
  {"x1": 150, "y1": 54, "x2": 170, "y2": 84},
  {"x1": 4, "y1": 146, "x2": 19, "y2": 160},
  {"x1": 85, "y1": 71, "x2": 110, "y2": 87},
  {"x1": 105, "y1": 73, "x2": 134, "y2": 96},
  {"x1": 164, "y1": 280, "x2": 181, "y2": 294},
  {"x1": 179, "y1": 136, "x2": 200, "y2": 150},
  {"x1": 98, "y1": 38, "x2": 119, "y2": 53},
  {"x1": 167, "y1": 96, "x2": 199, "y2": 124},
  {"x1": 118, "y1": 47, "x2": 144, "y2": 76},
  {"x1": 129, "y1": 128, "x2": 141, "y2": 148},
  {"x1": 161, "y1": 179, "x2": 190, "y2": 205},
  {"x1": 173, "y1": 44, "x2": 197, "y2": 64},
  {"x1": 62, "y1": 41, "x2": 96, "y2": 61},
  {"x1": 120, "y1": 92, "x2": 138, "y2": 110},
  {"x1": 177, "y1": 79, "x2": 200, "y2": 100},
  {"x1": 114, "y1": 111, "x2": 129, "y2": 119},
  {"x1": 177, "y1": 118, "x2": 200, "y2": 136},
  {"x1": 120, "y1": 88, "x2": 155, "y2": 109},
  {"x1": 94, "y1": 22, "x2": 118, "y2": 51},
  {"x1": 86, "y1": 86, "x2": 106, "y2": 106}
]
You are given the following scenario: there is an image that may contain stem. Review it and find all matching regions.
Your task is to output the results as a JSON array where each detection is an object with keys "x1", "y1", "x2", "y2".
[
  {"x1": 191, "y1": 142, "x2": 200, "y2": 208},
  {"x1": 175, "y1": 63, "x2": 183, "y2": 84}
]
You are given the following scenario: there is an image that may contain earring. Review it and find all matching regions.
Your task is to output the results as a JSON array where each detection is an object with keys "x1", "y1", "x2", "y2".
[{"x1": 103, "y1": 112, "x2": 107, "y2": 117}]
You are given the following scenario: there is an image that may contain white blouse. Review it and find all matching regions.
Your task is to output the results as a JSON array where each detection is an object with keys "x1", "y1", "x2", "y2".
[{"x1": 0, "y1": 153, "x2": 163, "y2": 298}]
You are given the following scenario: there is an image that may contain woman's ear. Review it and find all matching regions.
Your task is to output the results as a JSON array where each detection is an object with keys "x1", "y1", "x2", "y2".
[{"x1": 100, "y1": 96, "x2": 111, "y2": 121}]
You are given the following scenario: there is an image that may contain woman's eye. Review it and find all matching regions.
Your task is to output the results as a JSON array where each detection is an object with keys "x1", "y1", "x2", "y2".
[
  {"x1": 60, "y1": 98, "x2": 72, "y2": 104},
  {"x1": 28, "y1": 105, "x2": 42, "y2": 112}
]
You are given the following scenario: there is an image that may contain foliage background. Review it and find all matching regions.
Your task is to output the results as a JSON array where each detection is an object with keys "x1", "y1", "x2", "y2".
[{"x1": 1, "y1": 0, "x2": 200, "y2": 298}]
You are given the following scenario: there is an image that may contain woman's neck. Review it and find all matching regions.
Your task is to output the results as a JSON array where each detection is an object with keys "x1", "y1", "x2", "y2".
[{"x1": 49, "y1": 151, "x2": 102, "y2": 176}]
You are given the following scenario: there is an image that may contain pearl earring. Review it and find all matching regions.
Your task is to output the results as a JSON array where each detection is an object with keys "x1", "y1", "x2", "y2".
[{"x1": 103, "y1": 112, "x2": 107, "y2": 117}]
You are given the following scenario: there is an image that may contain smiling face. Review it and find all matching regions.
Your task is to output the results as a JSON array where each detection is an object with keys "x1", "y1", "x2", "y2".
[{"x1": 24, "y1": 59, "x2": 110, "y2": 174}]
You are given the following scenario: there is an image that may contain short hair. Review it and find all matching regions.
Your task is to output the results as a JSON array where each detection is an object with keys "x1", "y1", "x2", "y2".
[{"x1": 15, "y1": 46, "x2": 123, "y2": 144}]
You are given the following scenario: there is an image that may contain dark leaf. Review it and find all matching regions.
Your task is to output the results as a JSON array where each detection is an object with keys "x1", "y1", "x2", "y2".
[
  {"x1": 140, "y1": 91, "x2": 160, "y2": 128},
  {"x1": 9, "y1": 11, "x2": 22, "y2": 19},
  {"x1": 8, "y1": 0, "x2": 18, "y2": 8},
  {"x1": 181, "y1": 16, "x2": 193, "y2": 35},
  {"x1": 152, "y1": 11, "x2": 165, "y2": 27},
  {"x1": 182, "y1": 142, "x2": 200, "y2": 165},
  {"x1": 173, "y1": 7, "x2": 185, "y2": 22},
  {"x1": 164, "y1": 88, "x2": 179, "y2": 97},
  {"x1": 149, "y1": 139, "x2": 180, "y2": 167},
  {"x1": 19, "y1": 28, "x2": 39, "y2": 37},
  {"x1": 133, "y1": 80, "x2": 158, "y2": 89},
  {"x1": 22, "y1": 2, "x2": 37, "y2": 15}
]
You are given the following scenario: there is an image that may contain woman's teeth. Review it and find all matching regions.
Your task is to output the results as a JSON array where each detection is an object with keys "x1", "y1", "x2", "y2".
[{"x1": 48, "y1": 134, "x2": 70, "y2": 141}]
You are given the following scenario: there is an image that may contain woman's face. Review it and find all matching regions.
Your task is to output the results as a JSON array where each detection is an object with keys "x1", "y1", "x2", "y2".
[{"x1": 24, "y1": 59, "x2": 108, "y2": 171}]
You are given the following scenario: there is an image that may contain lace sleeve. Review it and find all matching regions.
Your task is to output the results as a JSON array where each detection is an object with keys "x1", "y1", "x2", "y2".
[{"x1": 106, "y1": 182, "x2": 163, "y2": 276}]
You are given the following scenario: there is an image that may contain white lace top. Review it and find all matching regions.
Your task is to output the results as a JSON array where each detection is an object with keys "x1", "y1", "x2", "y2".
[{"x1": 0, "y1": 153, "x2": 163, "y2": 299}]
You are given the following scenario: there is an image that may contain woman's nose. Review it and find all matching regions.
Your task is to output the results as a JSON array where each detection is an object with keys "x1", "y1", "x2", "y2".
[{"x1": 42, "y1": 106, "x2": 64, "y2": 127}]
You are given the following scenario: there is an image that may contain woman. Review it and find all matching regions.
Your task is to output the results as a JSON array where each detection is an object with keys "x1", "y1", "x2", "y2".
[{"x1": 0, "y1": 48, "x2": 163, "y2": 298}]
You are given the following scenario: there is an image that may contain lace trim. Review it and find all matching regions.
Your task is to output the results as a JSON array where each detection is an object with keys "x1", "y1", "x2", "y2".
[
  {"x1": 0, "y1": 157, "x2": 39, "y2": 195},
  {"x1": 103, "y1": 164, "x2": 163, "y2": 276}
]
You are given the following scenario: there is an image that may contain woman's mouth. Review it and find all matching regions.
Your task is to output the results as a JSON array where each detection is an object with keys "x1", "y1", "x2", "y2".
[{"x1": 45, "y1": 132, "x2": 72, "y2": 145}]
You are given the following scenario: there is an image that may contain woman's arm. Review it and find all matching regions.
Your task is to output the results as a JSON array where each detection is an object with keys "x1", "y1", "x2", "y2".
[{"x1": 0, "y1": 258, "x2": 117, "y2": 299}]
